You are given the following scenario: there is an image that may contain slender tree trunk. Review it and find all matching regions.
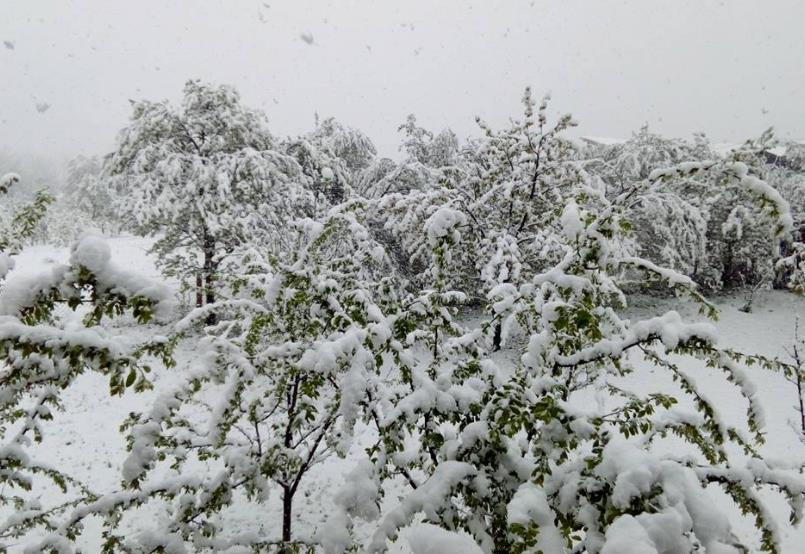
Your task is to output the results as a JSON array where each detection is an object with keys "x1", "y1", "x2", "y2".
[
  {"x1": 202, "y1": 232, "x2": 217, "y2": 325},
  {"x1": 195, "y1": 273, "x2": 203, "y2": 308},
  {"x1": 797, "y1": 373, "x2": 805, "y2": 436},
  {"x1": 492, "y1": 277, "x2": 509, "y2": 351},
  {"x1": 280, "y1": 377, "x2": 300, "y2": 551},
  {"x1": 795, "y1": 331, "x2": 805, "y2": 435},
  {"x1": 493, "y1": 321, "x2": 503, "y2": 351},
  {"x1": 282, "y1": 485, "x2": 293, "y2": 547}
]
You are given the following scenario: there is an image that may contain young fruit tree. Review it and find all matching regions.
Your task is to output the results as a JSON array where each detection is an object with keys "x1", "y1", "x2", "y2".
[
  {"x1": 784, "y1": 316, "x2": 805, "y2": 439},
  {"x1": 74, "y1": 204, "x2": 398, "y2": 553},
  {"x1": 105, "y1": 80, "x2": 314, "y2": 314}
]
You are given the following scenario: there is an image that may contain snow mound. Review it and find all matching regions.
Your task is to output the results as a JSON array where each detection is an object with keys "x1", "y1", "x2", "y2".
[{"x1": 405, "y1": 524, "x2": 483, "y2": 554}]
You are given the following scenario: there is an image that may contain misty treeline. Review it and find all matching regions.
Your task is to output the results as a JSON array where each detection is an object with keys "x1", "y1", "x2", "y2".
[{"x1": 1, "y1": 80, "x2": 805, "y2": 553}]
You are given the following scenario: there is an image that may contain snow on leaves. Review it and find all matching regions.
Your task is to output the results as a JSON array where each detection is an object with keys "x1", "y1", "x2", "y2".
[{"x1": 0, "y1": 227, "x2": 173, "y2": 547}]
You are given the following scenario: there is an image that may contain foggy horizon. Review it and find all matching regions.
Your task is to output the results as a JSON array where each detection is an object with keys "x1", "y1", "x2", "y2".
[{"x1": 2, "y1": 0, "x2": 804, "y2": 166}]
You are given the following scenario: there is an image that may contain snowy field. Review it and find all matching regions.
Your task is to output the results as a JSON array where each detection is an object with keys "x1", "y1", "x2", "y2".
[{"x1": 8, "y1": 235, "x2": 805, "y2": 553}]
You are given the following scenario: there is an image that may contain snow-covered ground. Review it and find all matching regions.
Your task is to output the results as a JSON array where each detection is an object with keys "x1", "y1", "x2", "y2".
[{"x1": 9, "y1": 236, "x2": 805, "y2": 552}]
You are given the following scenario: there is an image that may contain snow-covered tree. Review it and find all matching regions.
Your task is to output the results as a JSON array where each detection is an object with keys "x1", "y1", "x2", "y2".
[
  {"x1": 778, "y1": 237, "x2": 805, "y2": 294},
  {"x1": 398, "y1": 114, "x2": 460, "y2": 169},
  {"x1": 105, "y1": 80, "x2": 314, "y2": 312},
  {"x1": 360, "y1": 161, "x2": 436, "y2": 200},
  {"x1": 585, "y1": 127, "x2": 791, "y2": 292},
  {"x1": 593, "y1": 124, "x2": 698, "y2": 192},
  {"x1": 626, "y1": 192, "x2": 707, "y2": 280},
  {"x1": 697, "y1": 133, "x2": 788, "y2": 291},
  {"x1": 284, "y1": 137, "x2": 351, "y2": 211},
  {"x1": 62, "y1": 155, "x2": 120, "y2": 235},
  {"x1": 398, "y1": 114, "x2": 434, "y2": 166},
  {"x1": 308, "y1": 116, "x2": 377, "y2": 174},
  {"x1": 32, "y1": 201, "x2": 94, "y2": 247},
  {"x1": 6, "y1": 83, "x2": 805, "y2": 554},
  {"x1": 354, "y1": 157, "x2": 396, "y2": 198},
  {"x1": 379, "y1": 89, "x2": 584, "y2": 334},
  {"x1": 88, "y1": 204, "x2": 397, "y2": 552}
]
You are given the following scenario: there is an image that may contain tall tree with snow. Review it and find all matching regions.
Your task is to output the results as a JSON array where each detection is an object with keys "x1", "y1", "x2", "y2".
[
  {"x1": 380, "y1": 89, "x2": 583, "y2": 343},
  {"x1": 105, "y1": 80, "x2": 314, "y2": 314}
]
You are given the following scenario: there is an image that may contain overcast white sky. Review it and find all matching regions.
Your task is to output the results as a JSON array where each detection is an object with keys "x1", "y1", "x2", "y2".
[{"x1": 1, "y1": 0, "x2": 803, "y2": 163}]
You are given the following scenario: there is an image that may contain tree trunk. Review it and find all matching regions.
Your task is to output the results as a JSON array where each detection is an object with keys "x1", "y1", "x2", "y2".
[
  {"x1": 492, "y1": 320, "x2": 503, "y2": 351},
  {"x1": 203, "y1": 233, "x2": 217, "y2": 325},
  {"x1": 195, "y1": 273, "x2": 203, "y2": 308},
  {"x1": 282, "y1": 485, "x2": 293, "y2": 548},
  {"x1": 796, "y1": 366, "x2": 805, "y2": 436},
  {"x1": 204, "y1": 270, "x2": 216, "y2": 324}
]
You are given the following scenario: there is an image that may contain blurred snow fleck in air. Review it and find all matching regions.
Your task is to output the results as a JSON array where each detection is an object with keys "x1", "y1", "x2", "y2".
[
  {"x1": 300, "y1": 32, "x2": 314, "y2": 45},
  {"x1": 36, "y1": 102, "x2": 50, "y2": 114},
  {"x1": 3, "y1": 40, "x2": 14, "y2": 50}
]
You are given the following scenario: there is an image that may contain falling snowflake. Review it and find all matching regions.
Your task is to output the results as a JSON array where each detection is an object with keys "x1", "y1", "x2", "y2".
[
  {"x1": 35, "y1": 102, "x2": 50, "y2": 114},
  {"x1": 3, "y1": 41, "x2": 14, "y2": 50},
  {"x1": 300, "y1": 32, "x2": 314, "y2": 45}
]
